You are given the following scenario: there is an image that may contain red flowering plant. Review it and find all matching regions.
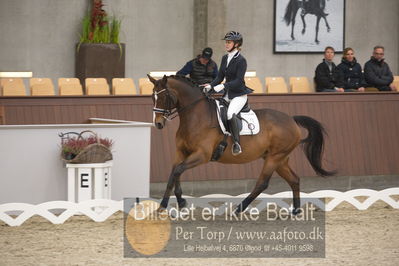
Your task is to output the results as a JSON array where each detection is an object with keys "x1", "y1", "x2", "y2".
[
  {"x1": 79, "y1": 0, "x2": 121, "y2": 44},
  {"x1": 60, "y1": 131, "x2": 114, "y2": 161}
]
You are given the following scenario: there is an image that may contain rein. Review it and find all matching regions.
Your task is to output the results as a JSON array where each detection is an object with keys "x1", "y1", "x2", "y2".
[{"x1": 153, "y1": 87, "x2": 207, "y2": 120}]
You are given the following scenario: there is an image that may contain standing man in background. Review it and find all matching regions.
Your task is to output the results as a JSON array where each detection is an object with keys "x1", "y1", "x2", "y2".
[{"x1": 177, "y1": 47, "x2": 218, "y2": 85}]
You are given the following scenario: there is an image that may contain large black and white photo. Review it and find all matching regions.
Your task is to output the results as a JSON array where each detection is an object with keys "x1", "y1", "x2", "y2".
[{"x1": 274, "y1": 0, "x2": 345, "y2": 53}]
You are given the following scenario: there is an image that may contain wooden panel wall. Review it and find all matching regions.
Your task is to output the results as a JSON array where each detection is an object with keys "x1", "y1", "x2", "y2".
[
  {"x1": 0, "y1": 105, "x2": 4, "y2": 124},
  {"x1": 1, "y1": 93, "x2": 398, "y2": 182}
]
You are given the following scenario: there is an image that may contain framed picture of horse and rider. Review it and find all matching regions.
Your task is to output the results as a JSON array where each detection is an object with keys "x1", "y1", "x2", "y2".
[{"x1": 274, "y1": 0, "x2": 345, "y2": 53}]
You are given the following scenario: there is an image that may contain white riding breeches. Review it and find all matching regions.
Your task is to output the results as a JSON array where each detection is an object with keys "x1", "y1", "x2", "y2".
[{"x1": 224, "y1": 94, "x2": 248, "y2": 120}]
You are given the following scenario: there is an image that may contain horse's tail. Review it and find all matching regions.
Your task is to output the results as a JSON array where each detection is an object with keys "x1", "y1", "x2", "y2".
[
  {"x1": 293, "y1": 115, "x2": 336, "y2": 177},
  {"x1": 284, "y1": 0, "x2": 296, "y2": 26}
]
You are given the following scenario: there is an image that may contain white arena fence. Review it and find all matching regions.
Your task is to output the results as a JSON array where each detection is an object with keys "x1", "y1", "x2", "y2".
[{"x1": 1, "y1": 188, "x2": 398, "y2": 227}]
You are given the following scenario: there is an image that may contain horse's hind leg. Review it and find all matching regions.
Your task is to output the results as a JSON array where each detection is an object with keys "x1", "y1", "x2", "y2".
[
  {"x1": 235, "y1": 158, "x2": 280, "y2": 213},
  {"x1": 276, "y1": 159, "x2": 301, "y2": 215}
]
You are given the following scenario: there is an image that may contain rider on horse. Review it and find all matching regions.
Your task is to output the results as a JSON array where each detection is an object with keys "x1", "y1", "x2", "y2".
[{"x1": 204, "y1": 31, "x2": 253, "y2": 156}]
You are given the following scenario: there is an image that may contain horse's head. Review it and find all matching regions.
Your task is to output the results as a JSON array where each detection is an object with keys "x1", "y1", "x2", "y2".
[{"x1": 148, "y1": 74, "x2": 178, "y2": 129}]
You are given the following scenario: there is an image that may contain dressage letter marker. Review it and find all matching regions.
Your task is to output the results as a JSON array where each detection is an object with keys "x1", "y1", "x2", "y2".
[
  {"x1": 78, "y1": 169, "x2": 92, "y2": 202},
  {"x1": 80, "y1": 173, "x2": 90, "y2": 188},
  {"x1": 66, "y1": 161, "x2": 113, "y2": 203}
]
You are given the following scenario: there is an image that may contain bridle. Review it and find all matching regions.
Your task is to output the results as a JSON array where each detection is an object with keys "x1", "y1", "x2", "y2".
[
  {"x1": 153, "y1": 88, "x2": 174, "y2": 119},
  {"x1": 152, "y1": 86, "x2": 206, "y2": 121}
]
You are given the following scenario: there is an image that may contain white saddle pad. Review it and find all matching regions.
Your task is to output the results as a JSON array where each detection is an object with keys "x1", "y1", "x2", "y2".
[{"x1": 215, "y1": 100, "x2": 260, "y2": 136}]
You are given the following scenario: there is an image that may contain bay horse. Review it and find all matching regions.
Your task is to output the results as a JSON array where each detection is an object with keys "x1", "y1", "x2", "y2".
[
  {"x1": 284, "y1": 0, "x2": 331, "y2": 44},
  {"x1": 149, "y1": 74, "x2": 335, "y2": 214}
]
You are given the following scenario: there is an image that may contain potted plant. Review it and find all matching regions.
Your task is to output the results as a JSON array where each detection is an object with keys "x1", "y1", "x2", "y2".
[
  {"x1": 75, "y1": 0, "x2": 125, "y2": 88},
  {"x1": 60, "y1": 131, "x2": 114, "y2": 163}
]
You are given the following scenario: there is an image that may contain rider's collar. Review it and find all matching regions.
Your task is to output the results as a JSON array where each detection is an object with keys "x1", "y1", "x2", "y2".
[{"x1": 228, "y1": 49, "x2": 240, "y2": 58}]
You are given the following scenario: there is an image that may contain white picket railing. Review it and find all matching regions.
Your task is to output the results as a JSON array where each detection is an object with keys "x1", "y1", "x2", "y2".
[{"x1": 1, "y1": 188, "x2": 398, "y2": 227}]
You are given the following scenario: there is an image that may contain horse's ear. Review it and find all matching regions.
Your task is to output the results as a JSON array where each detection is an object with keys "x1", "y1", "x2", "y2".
[
  {"x1": 161, "y1": 75, "x2": 168, "y2": 86},
  {"x1": 147, "y1": 74, "x2": 157, "y2": 84}
]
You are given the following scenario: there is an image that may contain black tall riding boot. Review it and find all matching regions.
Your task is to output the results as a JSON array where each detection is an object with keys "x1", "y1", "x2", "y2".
[{"x1": 228, "y1": 114, "x2": 242, "y2": 156}]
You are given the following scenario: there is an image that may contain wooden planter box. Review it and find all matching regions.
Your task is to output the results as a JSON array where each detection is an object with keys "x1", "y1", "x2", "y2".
[{"x1": 75, "y1": 43, "x2": 125, "y2": 89}]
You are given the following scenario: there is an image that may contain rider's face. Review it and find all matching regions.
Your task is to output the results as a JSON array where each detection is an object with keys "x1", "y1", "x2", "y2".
[{"x1": 225, "y1": 40, "x2": 235, "y2": 51}]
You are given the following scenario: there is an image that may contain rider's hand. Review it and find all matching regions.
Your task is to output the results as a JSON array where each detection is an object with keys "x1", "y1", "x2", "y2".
[
  {"x1": 203, "y1": 84, "x2": 212, "y2": 93},
  {"x1": 214, "y1": 84, "x2": 224, "y2": 92}
]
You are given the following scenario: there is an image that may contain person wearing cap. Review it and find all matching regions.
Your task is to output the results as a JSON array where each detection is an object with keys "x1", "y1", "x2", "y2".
[
  {"x1": 203, "y1": 31, "x2": 254, "y2": 156},
  {"x1": 176, "y1": 47, "x2": 218, "y2": 85}
]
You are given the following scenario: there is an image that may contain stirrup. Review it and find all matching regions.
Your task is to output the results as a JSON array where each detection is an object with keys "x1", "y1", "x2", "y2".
[{"x1": 232, "y1": 142, "x2": 242, "y2": 156}]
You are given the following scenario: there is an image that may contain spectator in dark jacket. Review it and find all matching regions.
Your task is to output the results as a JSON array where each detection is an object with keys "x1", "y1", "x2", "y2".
[
  {"x1": 315, "y1": 46, "x2": 344, "y2": 92},
  {"x1": 176, "y1": 47, "x2": 218, "y2": 85},
  {"x1": 337, "y1": 47, "x2": 367, "y2": 92},
  {"x1": 364, "y1": 45, "x2": 396, "y2": 91}
]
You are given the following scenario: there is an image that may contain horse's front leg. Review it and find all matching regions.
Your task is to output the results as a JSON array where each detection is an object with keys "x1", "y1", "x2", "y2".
[
  {"x1": 300, "y1": 14, "x2": 306, "y2": 35},
  {"x1": 171, "y1": 150, "x2": 187, "y2": 208},
  {"x1": 291, "y1": 16, "x2": 296, "y2": 40},
  {"x1": 159, "y1": 150, "x2": 208, "y2": 210},
  {"x1": 315, "y1": 16, "x2": 321, "y2": 44},
  {"x1": 174, "y1": 157, "x2": 187, "y2": 209}
]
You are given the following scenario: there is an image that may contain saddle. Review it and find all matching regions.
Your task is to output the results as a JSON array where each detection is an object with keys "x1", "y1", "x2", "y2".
[
  {"x1": 211, "y1": 98, "x2": 260, "y2": 161},
  {"x1": 215, "y1": 98, "x2": 260, "y2": 136}
]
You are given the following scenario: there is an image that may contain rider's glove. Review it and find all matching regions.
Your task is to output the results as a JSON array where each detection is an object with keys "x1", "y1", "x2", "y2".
[
  {"x1": 213, "y1": 84, "x2": 224, "y2": 92},
  {"x1": 203, "y1": 84, "x2": 212, "y2": 93}
]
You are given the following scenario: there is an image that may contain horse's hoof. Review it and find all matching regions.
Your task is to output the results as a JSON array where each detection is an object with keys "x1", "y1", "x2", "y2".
[
  {"x1": 327, "y1": 28, "x2": 331, "y2": 33},
  {"x1": 315, "y1": 40, "x2": 320, "y2": 44},
  {"x1": 157, "y1": 206, "x2": 167, "y2": 213},
  {"x1": 302, "y1": 30, "x2": 305, "y2": 35},
  {"x1": 233, "y1": 205, "x2": 244, "y2": 215},
  {"x1": 292, "y1": 208, "x2": 302, "y2": 216},
  {"x1": 178, "y1": 198, "x2": 187, "y2": 209}
]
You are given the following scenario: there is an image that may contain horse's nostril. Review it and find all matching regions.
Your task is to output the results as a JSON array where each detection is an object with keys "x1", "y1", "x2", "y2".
[{"x1": 155, "y1": 122, "x2": 163, "y2": 129}]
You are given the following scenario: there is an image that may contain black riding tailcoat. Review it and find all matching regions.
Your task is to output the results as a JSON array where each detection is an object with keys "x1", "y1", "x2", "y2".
[{"x1": 210, "y1": 51, "x2": 253, "y2": 99}]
